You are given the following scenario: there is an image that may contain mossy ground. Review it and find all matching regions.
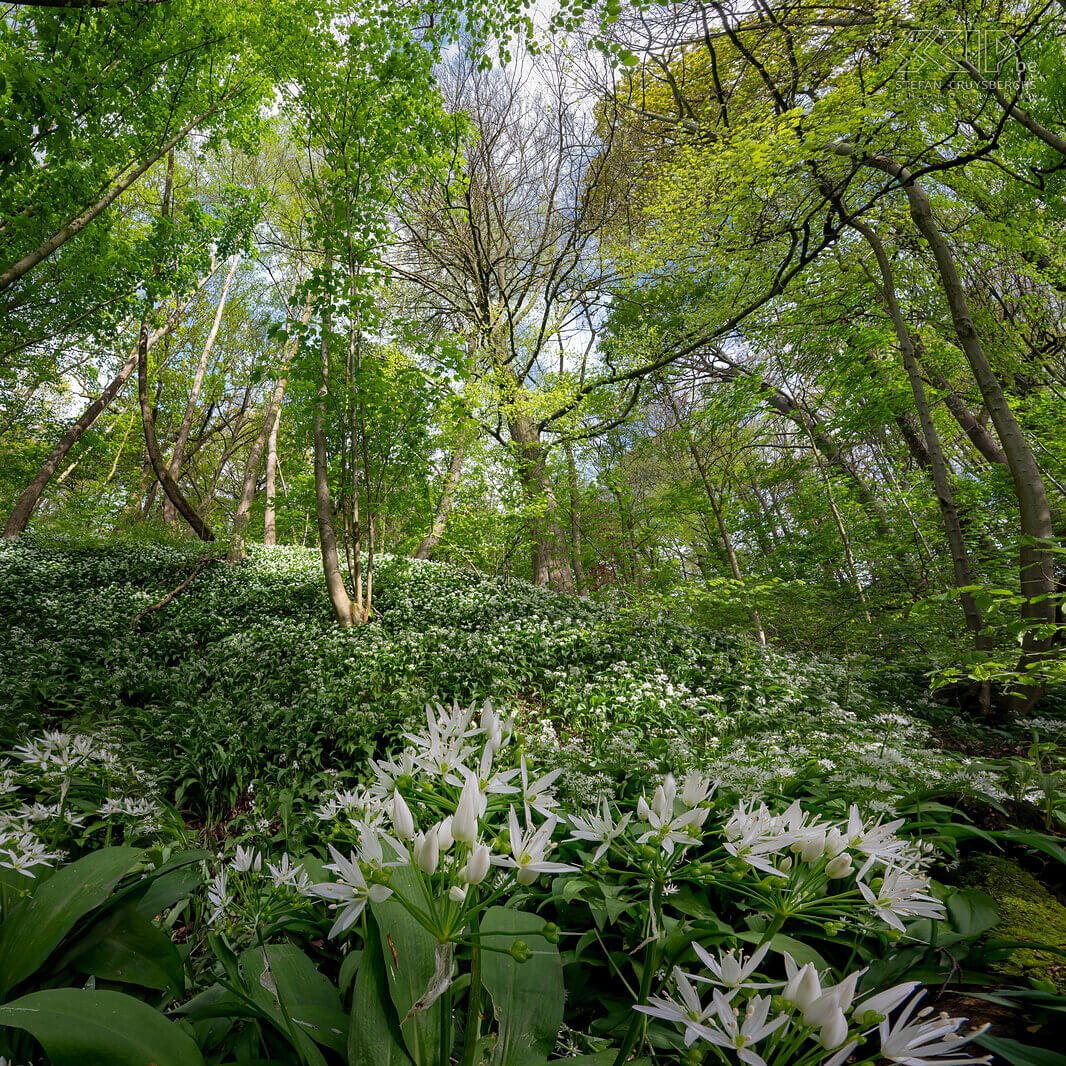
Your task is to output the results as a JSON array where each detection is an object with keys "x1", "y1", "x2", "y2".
[{"x1": 963, "y1": 854, "x2": 1066, "y2": 993}]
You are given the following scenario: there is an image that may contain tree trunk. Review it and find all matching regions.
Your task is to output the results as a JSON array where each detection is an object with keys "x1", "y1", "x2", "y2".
[
  {"x1": 136, "y1": 318, "x2": 214, "y2": 541},
  {"x1": 607, "y1": 477, "x2": 642, "y2": 588},
  {"x1": 563, "y1": 439, "x2": 589, "y2": 599},
  {"x1": 866, "y1": 155, "x2": 1056, "y2": 711},
  {"x1": 164, "y1": 252, "x2": 241, "y2": 525},
  {"x1": 414, "y1": 440, "x2": 466, "y2": 560},
  {"x1": 508, "y1": 412, "x2": 575, "y2": 592},
  {"x1": 915, "y1": 349, "x2": 1008, "y2": 467},
  {"x1": 662, "y1": 390, "x2": 767, "y2": 644},
  {"x1": 848, "y1": 215, "x2": 986, "y2": 644},
  {"x1": 1, "y1": 271, "x2": 214, "y2": 538},
  {"x1": 313, "y1": 255, "x2": 353, "y2": 628},
  {"x1": 229, "y1": 299, "x2": 309, "y2": 561},
  {"x1": 263, "y1": 405, "x2": 282, "y2": 546}
]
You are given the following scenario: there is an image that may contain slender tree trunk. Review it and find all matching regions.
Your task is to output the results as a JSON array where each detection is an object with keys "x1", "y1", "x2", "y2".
[
  {"x1": 164, "y1": 252, "x2": 241, "y2": 525},
  {"x1": 848, "y1": 215, "x2": 986, "y2": 643},
  {"x1": 563, "y1": 440, "x2": 589, "y2": 599},
  {"x1": 915, "y1": 348, "x2": 1008, "y2": 466},
  {"x1": 313, "y1": 254, "x2": 353, "y2": 628},
  {"x1": 662, "y1": 391, "x2": 767, "y2": 644},
  {"x1": 414, "y1": 441, "x2": 466, "y2": 560},
  {"x1": 263, "y1": 406, "x2": 282, "y2": 546},
  {"x1": 136, "y1": 318, "x2": 214, "y2": 541},
  {"x1": 230, "y1": 299, "x2": 309, "y2": 561},
  {"x1": 865, "y1": 155, "x2": 1056, "y2": 710},
  {"x1": 607, "y1": 477, "x2": 642, "y2": 588},
  {"x1": 1, "y1": 271, "x2": 214, "y2": 538}
]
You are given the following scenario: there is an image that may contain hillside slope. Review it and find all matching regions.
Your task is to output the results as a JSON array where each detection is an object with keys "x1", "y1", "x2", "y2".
[{"x1": 0, "y1": 536, "x2": 1003, "y2": 816}]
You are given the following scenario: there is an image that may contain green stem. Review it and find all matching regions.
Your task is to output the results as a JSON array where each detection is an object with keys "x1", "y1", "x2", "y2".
[
  {"x1": 439, "y1": 979, "x2": 453, "y2": 1066},
  {"x1": 459, "y1": 928, "x2": 482, "y2": 1066},
  {"x1": 613, "y1": 882, "x2": 663, "y2": 1066}
]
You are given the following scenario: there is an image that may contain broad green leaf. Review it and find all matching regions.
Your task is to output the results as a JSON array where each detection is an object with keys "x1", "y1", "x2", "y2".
[
  {"x1": 480, "y1": 907, "x2": 564, "y2": 1066},
  {"x1": 0, "y1": 988, "x2": 204, "y2": 1065},
  {"x1": 975, "y1": 1034, "x2": 1066, "y2": 1066},
  {"x1": 67, "y1": 904, "x2": 185, "y2": 993},
  {"x1": 350, "y1": 913, "x2": 414, "y2": 1066},
  {"x1": 371, "y1": 866, "x2": 443, "y2": 1066},
  {"x1": 239, "y1": 942, "x2": 347, "y2": 1057},
  {"x1": 0, "y1": 846, "x2": 142, "y2": 999},
  {"x1": 129, "y1": 850, "x2": 209, "y2": 918},
  {"x1": 946, "y1": 889, "x2": 998, "y2": 939}
]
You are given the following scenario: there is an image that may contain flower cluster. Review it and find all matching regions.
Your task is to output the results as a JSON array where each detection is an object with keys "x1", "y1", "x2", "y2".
[
  {"x1": 641, "y1": 944, "x2": 990, "y2": 1066},
  {"x1": 0, "y1": 729, "x2": 167, "y2": 882},
  {"x1": 311, "y1": 700, "x2": 576, "y2": 939}
]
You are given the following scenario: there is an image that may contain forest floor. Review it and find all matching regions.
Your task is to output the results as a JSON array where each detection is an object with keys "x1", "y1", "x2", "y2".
[{"x1": 1, "y1": 535, "x2": 1065, "y2": 1063}]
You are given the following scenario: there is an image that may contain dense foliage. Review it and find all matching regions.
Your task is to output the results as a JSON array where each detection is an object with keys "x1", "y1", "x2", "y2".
[
  {"x1": 4, "y1": 0, "x2": 1066, "y2": 1061},
  {"x1": 0, "y1": 540, "x2": 1063, "y2": 1064}
]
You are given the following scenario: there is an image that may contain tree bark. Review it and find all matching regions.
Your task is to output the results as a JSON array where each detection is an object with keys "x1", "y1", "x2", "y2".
[
  {"x1": 313, "y1": 254, "x2": 353, "y2": 628},
  {"x1": 164, "y1": 252, "x2": 241, "y2": 525},
  {"x1": 915, "y1": 349, "x2": 1008, "y2": 467},
  {"x1": 263, "y1": 406, "x2": 282, "y2": 546},
  {"x1": 848, "y1": 215, "x2": 986, "y2": 642},
  {"x1": 508, "y1": 411, "x2": 575, "y2": 592},
  {"x1": 414, "y1": 440, "x2": 466, "y2": 560},
  {"x1": 1, "y1": 270, "x2": 215, "y2": 538},
  {"x1": 662, "y1": 390, "x2": 767, "y2": 644},
  {"x1": 136, "y1": 318, "x2": 214, "y2": 541},
  {"x1": 229, "y1": 299, "x2": 309, "y2": 561},
  {"x1": 864, "y1": 154, "x2": 1056, "y2": 709},
  {"x1": 563, "y1": 439, "x2": 590, "y2": 599}
]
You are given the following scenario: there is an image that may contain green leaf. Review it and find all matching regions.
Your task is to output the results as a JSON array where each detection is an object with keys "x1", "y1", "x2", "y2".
[
  {"x1": 239, "y1": 942, "x2": 347, "y2": 1057},
  {"x1": 129, "y1": 850, "x2": 209, "y2": 918},
  {"x1": 946, "y1": 889, "x2": 998, "y2": 939},
  {"x1": 0, "y1": 846, "x2": 142, "y2": 999},
  {"x1": 339, "y1": 948, "x2": 363, "y2": 994},
  {"x1": 350, "y1": 913, "x2": 414, "y2": 1066},
  {"x1": 66, "y1": 904, "x2": 185, "y2": 993},
  {"x1": 371, "y1": 866, "x2": 443, "y2": 1066},
  {"x1": 0, "y1": 988, "x2": 205, "y2": 1065},
  {"x1": 975, "y1": 1034, "x2": 1066, "y2": 1066},
  {"x1": 480, "y1": 907, "x2": 564, "y2": 1066}
]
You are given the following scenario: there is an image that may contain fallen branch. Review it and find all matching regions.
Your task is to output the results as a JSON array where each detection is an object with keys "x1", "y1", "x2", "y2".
[{"x1": 131, "y1": 556, "x2": 219, "y2": 629}]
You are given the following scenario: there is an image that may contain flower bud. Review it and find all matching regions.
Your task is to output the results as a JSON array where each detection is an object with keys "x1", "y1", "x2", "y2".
[
  {"x1": 392, "y1": 790, "x2": 416, "y2": 840},
  {"x1": 453, "y1": 777, "x2": 480, "y2": 844},
  {"x1": 824, "y1": 828, "x2": 846, "y2": 858},
  {"x1": 449, "y1": 885, "x2": 468, "y2": 903},
  {"x1": 783, "y1": 964, "x2": 821, "y2": 1011},
  {"x1": 413, "y1": 831, "x2": 439, "y2": 875},
  {"x1": 825, "y1": 854, "x2": 853, "y2": 879},
  {"x1": 437, "y1": 816, "x2": 455, "y2": 852},
  {"x1": 818, "y1": 1008, "x2": 849, "y2": 1050},
  {"x1": 460, "y1": 842, "x2": 491, "y2": 885}
]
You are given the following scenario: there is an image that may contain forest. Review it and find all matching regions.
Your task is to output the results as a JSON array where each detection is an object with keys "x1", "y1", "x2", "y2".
[{"x1": 1, "y1": 0, "x2": 1066, "y2": 1063}]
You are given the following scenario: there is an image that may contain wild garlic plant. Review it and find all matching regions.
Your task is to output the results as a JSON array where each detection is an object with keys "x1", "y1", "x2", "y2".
[
  {"x1": 202, "y1": 844, "x2": 318, "y2": 942},
  {"x1": 310, "y1": 700, "x2": 575, "y2": 1063},
  {"x1": 640, "y1": 948, "x2": 991, "y2": 1066},
  {"x1": 0, "y1": 729, "x2": 169, "y2": 907}
]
